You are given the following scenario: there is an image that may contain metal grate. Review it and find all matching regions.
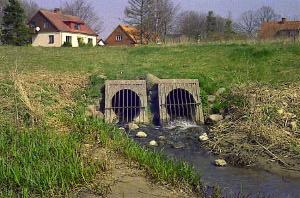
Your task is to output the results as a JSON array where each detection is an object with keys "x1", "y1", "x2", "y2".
[
  {"x1": 105, "y1": 80, "x2": 148, "y2": 124},
  {"x1": 158, "y1": 79, "x2": 204, "y2": 125}
]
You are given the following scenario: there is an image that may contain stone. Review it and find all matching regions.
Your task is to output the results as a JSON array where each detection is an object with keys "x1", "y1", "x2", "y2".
[
  {"x1": 216, "y1": 88, "x2": 226, "y2": 96},
  {"x1": 149, "y1": 140, "x2": 158, "y2": 147},
  {"x1": 214, "y1": 159, "x2": 227, "y2": 167},
  {"x1": 291, "y1": 122, "x2": 298, "y2": 131},
  {"x1": 208, "y1": 114, "x2": 224, "y2": 122},
  {"x1": 219, "y1": 109, "x2": 225, "y2": 114},
  {"x1": 172, "y1": 142, "x2": 185, "y2": 149},
  {"x1": 199, "y1": 133, "x2": 209, "y2": 141},
  {"x1": 136, "y1": 131, "x2": 147, "y2": 138},
  {"x1": 119, "y1": 127, "x2": 125, "y2": 131},
  {"x1": 208, "y1": 95, "x2": 216, "y2": 103},
  {"x1": 128, "y1": 123, "x2": 139, "y2": 130},
  {"x1": 158, "y1": 136, "x2": 166, "y2": 141}
]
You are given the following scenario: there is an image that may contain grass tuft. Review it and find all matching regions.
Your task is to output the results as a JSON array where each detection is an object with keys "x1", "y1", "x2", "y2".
[{"x1": 0, "y1": 125, "x2": 98, "y2": 197}]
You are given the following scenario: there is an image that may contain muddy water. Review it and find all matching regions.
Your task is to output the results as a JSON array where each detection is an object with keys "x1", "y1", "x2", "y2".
[{"x1": 125, "y1": 121, "x2": 300, "y2": 198}]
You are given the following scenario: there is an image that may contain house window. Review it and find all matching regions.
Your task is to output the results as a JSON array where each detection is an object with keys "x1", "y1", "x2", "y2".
[
  {"x1": 44, "y1": 21, "x2": 50, "y2": 29},
  {"x1": 88, "y1": 38, "x2": 93, "y2": 44},
  {"x1": 75, "y1": 23, "x2": 80, "y2": 30},
  {"x1": 30, "y1": 21, "x2": 36, "y2": 28},
  {"x1": 66, "y1": 36, "x2": 72, "y2": 43},
  {"x1": 49, "y1": 35, "x2": 54, "y2": 44},
  {"x1": 116, "y1": 35, "x2": 123, "y2": 41}
]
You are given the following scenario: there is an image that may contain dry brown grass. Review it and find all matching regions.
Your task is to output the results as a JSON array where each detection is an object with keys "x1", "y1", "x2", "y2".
[
  {"x1": 0, "y1": 70, "x2": 90, "y2": 131},
  {"x1": 208, "y1": 83, "x2": 300, "y2": 170}
]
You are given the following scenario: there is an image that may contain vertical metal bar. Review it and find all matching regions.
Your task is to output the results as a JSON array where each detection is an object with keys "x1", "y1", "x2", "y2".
[
  {"x1": 183, "y1": 87, "x2": 188, "y2": 119},
  {"x1": 177, "y1": 86, "x2": 181, "y2": 118},
  {"x1": 134, "y1": 89, "x2": 138, "y2": 123},
  {"x1": 166, "y1": 85, "x2": 170, "y2": 123},
  {"x1": 118, "y1": 88, "x2": 121, "y2": 123},
  {"x1": 172, "y1": 85, "x2": 177, "y2": 120},
  {"x1": 126, "y1": 89, "x2": 129, "y2": 123},
  {"x1": 180, "y1": 87, "x2": 184, "y2": 119},
  {"x1": 122, "y1": 87, "x2": 125, "y2": 123},
  {"x1": 131, "y1": 88, "x2": 133, "y2": 122}
]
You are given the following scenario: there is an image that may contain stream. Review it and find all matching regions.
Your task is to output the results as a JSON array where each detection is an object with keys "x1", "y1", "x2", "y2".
[{"x1": 124, "y1": 121, "x2": 300, "y2": 198}]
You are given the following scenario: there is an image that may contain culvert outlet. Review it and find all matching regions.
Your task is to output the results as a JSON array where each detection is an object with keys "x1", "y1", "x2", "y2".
[
  {"x1": 157, "y1": 79, "x2": 204, "y2": 125},
  {"x1": 105, "y1": 80, "x2": 148, "y2": 124}
]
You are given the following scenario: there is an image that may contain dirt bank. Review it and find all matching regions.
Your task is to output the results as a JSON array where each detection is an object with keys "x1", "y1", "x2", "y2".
[
  {"x1": 206, "y1": 83, "x2": 300, "y2": 178},
  {"x1": 76, "y1": 145, "x2": 195, "y2": 198}
]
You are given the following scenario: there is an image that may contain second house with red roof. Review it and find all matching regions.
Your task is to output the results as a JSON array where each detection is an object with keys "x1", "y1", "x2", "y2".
[{"x1": 28, "y1": 8, "x2": 98, "y2": 47}]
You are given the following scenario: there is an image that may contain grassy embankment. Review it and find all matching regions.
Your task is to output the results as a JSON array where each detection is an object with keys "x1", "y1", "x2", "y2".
[{"x1": 0, "y1": 42, "x2": 300, "y2": 196}]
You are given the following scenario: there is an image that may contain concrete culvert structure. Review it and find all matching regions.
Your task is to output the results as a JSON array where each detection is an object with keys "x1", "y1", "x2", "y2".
[
  {"x1": 166, "y1": 88, "x2": 197, "y2": 121},
  {"x1": 105, "y1": 80, "x2": 148, "y2": 124}
]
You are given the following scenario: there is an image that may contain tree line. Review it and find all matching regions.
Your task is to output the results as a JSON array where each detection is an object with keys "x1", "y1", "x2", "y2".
[
  {"x1": 124, "y1": 0, "x2": 282, "y2": 43},
  {"x1": 0, "y1": 0, "x2": 282, "y2": 46}
]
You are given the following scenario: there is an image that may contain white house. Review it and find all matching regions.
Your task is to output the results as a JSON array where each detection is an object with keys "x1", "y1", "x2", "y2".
[{"x1": 28, "y1": 8, "x2": 98, "y2": 47}]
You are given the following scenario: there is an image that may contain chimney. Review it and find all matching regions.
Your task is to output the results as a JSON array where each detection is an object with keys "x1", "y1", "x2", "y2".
[
  {"x1": 53, "y1": 8, "x2": 61, "y2": 14},
  {"x1": 281, "y1": 18, "x2": 287, "y2": 23}
]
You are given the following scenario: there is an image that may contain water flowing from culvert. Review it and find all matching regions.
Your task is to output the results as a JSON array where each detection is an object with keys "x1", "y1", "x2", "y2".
[{"x1": 124, "y1": 122, "x2": 300, "y2": 198}]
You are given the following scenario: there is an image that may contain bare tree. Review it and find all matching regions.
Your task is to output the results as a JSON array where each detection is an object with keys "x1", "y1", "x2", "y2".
[
  {"x1": 256, "y1": 6, "x2": 281, "y2": 26},
  {"x1": 21, "y1": 0, "x2": 39, "y2": 21},
  {"x1": 149, "y1": 0, "x2": 179, "y2": 42},
  {"x1": 235, "y1": 6, "x2": 281, "y2": 38},
  {"x1": 124, "y1": 0, "x2": 152, "y2": 44},
  {"x1": 62, "y1": 0, "x2": 103, "y2": 34},
  {"x1": 234, "y1": 10, "x2": 258, "y2": 37},
  {"x1": 176, "y1": 11, "x2": 207, "y2": 40}
]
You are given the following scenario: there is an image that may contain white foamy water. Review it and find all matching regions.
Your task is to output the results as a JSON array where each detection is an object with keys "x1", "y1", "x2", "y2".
[{"x1": 166, "y1": 119, "x2": 199, "y2": 130}]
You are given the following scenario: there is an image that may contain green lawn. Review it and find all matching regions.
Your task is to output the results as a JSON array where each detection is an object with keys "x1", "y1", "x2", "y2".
[{"x1": 1, "y1": 42, "x2": 300, "y2": 94}]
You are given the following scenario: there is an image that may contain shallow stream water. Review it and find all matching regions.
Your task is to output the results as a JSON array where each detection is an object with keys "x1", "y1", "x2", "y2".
[{"x1": 125, "y1": 121, "x2": 300, "y2": 198}]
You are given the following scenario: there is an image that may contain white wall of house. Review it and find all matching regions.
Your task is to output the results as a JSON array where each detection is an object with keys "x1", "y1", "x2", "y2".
[
  {"x1": 32, "y1": 32, "x2": 62, "y2": 47},
  {"x1": 32, "y1": 32, "x2": 97, "y2": 47},
  {"x1": 61, "y1": 32, "x2": 97, "y2": 47}
]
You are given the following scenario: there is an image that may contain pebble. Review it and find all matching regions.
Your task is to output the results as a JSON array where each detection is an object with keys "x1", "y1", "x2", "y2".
[
  {"x1": 128, "y1": 123, "x2": 139, "y2": 130},
  {"x1": 136, "y1": 131, "x2": 147, "y2": 138},
  {"x1": 199, "y1": 133, "x2": 209, "y2": 141},
  {"x1": 149, "y1": 140, "x2": 158, "y2": 147},
  {"x1": 208, "y1": 114, "x2": 224, "y2": 122},
  {"x1": 172, "y1": 142, "x2": 185, "y2": 149},
  {"x1": 214, "y1": 159, "x2": 227, "y2": 167},
  {"x1": 208, "y1": 95, "x2": 216, "y2": 103},
  {"x1": 158, "y1": 136, "x2": 166, "y2": 141}
]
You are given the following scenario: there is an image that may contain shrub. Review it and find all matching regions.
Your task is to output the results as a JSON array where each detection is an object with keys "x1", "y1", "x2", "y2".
[{"x1": 62, "y1": 41, "x2": 72, "y2": 47}]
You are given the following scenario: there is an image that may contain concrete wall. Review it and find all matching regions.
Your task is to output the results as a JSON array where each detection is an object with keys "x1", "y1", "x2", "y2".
[{"x1": 32, "y1": 32, "x2": 97, "y2": 47}]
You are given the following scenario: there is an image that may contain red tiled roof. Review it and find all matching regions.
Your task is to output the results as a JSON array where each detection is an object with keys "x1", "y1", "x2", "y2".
[
  {"x1": 259, "y1": 20, "x2": 300, "y2": 39},
  {"x1": 37, "y1": 9, "x2": 97, "y2": 36}
]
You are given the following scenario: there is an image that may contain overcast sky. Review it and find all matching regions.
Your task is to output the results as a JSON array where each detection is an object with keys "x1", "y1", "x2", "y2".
[{"x1": 34, "y1": 0, "x2": 300, "y2": 38}]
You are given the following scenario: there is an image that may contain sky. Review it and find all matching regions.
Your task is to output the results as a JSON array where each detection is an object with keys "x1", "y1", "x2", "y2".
[{"x1": 34, "y1": 0, "x2": 300, "y2": 39}]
